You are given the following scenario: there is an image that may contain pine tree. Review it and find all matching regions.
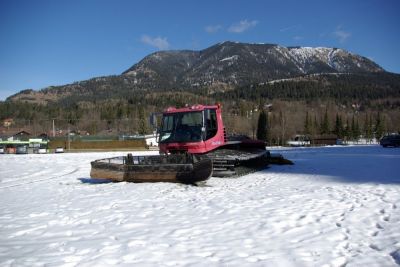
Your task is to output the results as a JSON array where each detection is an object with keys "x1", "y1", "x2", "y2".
[
  {"x1": 355, "y1": 118, "x2": 361, "y2": 142},
  {"x1": 363, "y1": 114, "x2": 370, "y2": 143},
  {"x1": 313, "y1": 115, "x2": 318, "y2": 137},
  {"x1": 304, "y1": 111, "x2": 311, "y2": 135},
  {"x1": 351, "y1": 115, "x2": 360, "y2": 141},
  {"x1": 320, "y1": 109, "x2": 330, "y2": 135},
  {"x1": 138, "y1": 106, "x2": 148, "y2": 135},
  {"x1": 351, "y1": 116, "x2": 356, "y2": 141},
  {"x1": 344, "y1": 118, "x2": 350, "y2": 141},
  {"x1": 368, "y1": 114, "x2": 374, "y2": 143},
  {"x1": 364, "y1": 113, "x2": 372, "y2": 142},
  {"x1": 333, "y1": 113, "x2": 344, "y2": 138},
  {"x1": 256, "y1": 110, "x2": 268, "y2": 141},
  {"x1": 279, "y1": 110, "x2": 286, "y2": 145},
  {"x1": 375, "y1": 112, "x2": 385, "y2": 140}
]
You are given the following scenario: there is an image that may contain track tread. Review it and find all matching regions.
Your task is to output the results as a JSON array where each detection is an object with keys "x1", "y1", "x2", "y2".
[{"x1": 206, "y1": 147, "x2": 270, "y2": 177}]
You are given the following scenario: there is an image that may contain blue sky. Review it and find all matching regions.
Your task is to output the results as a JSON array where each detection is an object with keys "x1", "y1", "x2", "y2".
[{"x1": 0, "y1": 0, "x2": 399, "y2": 100}]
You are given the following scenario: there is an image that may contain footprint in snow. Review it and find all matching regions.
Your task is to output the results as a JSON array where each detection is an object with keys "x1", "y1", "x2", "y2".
[
  {"x1": 375, "y1": 223, "x2": 384, "y2": 230},
  {"x1": 369, "y1": 244, "x2": 382, "y2": 251},
  {"x1": 381, "y1": 215, "x2": 390, "y2": 222},
  {"x1": 369, "y1": 230, "x2": 379, "y2": 237}
]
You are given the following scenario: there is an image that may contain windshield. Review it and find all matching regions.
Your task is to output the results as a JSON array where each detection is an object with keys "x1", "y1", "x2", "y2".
[{"x1": 159, "y1": 111, "x2": 203, "y2": 143}]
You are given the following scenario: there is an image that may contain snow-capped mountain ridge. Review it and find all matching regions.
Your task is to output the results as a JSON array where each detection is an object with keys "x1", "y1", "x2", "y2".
[{"x1": 123, "y1": 41, "x2": 384, "y2": 87}]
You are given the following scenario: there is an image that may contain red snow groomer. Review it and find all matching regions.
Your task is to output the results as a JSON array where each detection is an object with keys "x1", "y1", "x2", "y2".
[
  {"x1": 90, "y1": 104, "x2": 270, "y2": 183},
  {"x1": 158, "y1": 104, "x2": 270, "y2": 177}
]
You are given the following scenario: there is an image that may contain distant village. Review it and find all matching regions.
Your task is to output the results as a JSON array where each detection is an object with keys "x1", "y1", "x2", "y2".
[{"x1": 0, "y1": 118, "x2": 158, "y2": 154}]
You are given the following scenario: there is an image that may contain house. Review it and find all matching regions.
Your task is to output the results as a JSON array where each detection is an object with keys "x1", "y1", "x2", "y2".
[
  {"x1": 12, "y1": 130, "x2": 31, "y2": 141},
  {"x1": 311, "y1": 135, "x2": 339, "y2": 146},
  {"x1": 0, "y1": 130, "x2": 32, "y2": 141},
  {"x1": 0, "y1": 129, "x2": 50, "y2": 154}
]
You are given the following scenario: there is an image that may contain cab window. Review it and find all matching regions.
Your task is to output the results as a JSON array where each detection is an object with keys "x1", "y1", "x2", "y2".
[{"x1": 205, "y1": 109, "x2": 218, "y2": 139}]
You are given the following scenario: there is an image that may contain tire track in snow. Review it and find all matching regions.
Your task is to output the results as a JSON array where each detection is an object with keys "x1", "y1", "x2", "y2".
[
  {"x1": 0, "y1": 167, "x2": 80, "y2": 189},
  {"x1": 0, "y1": 168, "x2": 60, "y2": 185}
]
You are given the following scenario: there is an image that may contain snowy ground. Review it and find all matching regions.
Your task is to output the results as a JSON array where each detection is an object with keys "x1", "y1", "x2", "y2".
[{"x1": 0, "y1": 145, "x2": 399, "y2": 267}]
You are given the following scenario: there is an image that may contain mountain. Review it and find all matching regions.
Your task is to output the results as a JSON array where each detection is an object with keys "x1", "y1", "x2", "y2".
[
  {"x1": 8, "y1": 41, "x2": 386, "y2": 104},
  {"x1": 123, "y1": 41, "x2": 383, "y2": 87}
]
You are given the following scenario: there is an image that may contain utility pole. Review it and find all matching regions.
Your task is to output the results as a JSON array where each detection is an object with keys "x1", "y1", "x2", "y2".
[
  {"x1": 52, "y1": 119, "x2": 55, "y2": 137},
  {"x1": 67, "y1": 125, "x2": 71, "y2": 151}
]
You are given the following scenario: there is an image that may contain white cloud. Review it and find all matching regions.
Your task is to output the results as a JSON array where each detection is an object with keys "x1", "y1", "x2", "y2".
[
  {"x1": 280, "y1": 24, "x2": 301, "y2": 32},
  {"x1": 228, "y1": 20, "x2": 258, "y2": 33},
  {"x1": 205, "y1": 25, "x2": 222, "y2": 33},
  {"x1": 333, "y1": 27, "x2": 351, "y2": 43},
  {"x1": 141, "y1": 35, "x2": 170, "y2": 50}
]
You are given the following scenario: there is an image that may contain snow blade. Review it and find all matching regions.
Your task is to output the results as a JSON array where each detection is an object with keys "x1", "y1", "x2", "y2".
[{"x1": 90, "y1": 153, "x2": 213, "y2": 184}]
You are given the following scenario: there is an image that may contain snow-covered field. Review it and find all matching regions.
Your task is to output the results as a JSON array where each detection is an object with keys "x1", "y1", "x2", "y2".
[{"x1": 0, "y1": 146, "x2": 399, "y2": 267}]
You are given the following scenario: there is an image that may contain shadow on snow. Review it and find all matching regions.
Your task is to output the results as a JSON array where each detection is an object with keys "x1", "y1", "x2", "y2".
[
  {"x1": 265, "y1": 145, "x2": 400, "y2": 185},
  {"x1": 78, "y1": 178, "x2": 114, "y2": 184}
]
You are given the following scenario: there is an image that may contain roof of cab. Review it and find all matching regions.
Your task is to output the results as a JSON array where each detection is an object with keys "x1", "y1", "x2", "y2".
[{"x1": 164, "y1": 104, "x2": 221, "y2": 114}]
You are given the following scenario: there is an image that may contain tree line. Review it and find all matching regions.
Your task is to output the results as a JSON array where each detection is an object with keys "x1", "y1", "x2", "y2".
[{"x1": 255, "y1": 107, "x2": 390, "y2": 145}]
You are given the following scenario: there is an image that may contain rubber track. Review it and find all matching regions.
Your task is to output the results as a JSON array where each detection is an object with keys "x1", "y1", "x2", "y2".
[{"x1": 206, "y1": 148, "x2": 270, "y2": 177}]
